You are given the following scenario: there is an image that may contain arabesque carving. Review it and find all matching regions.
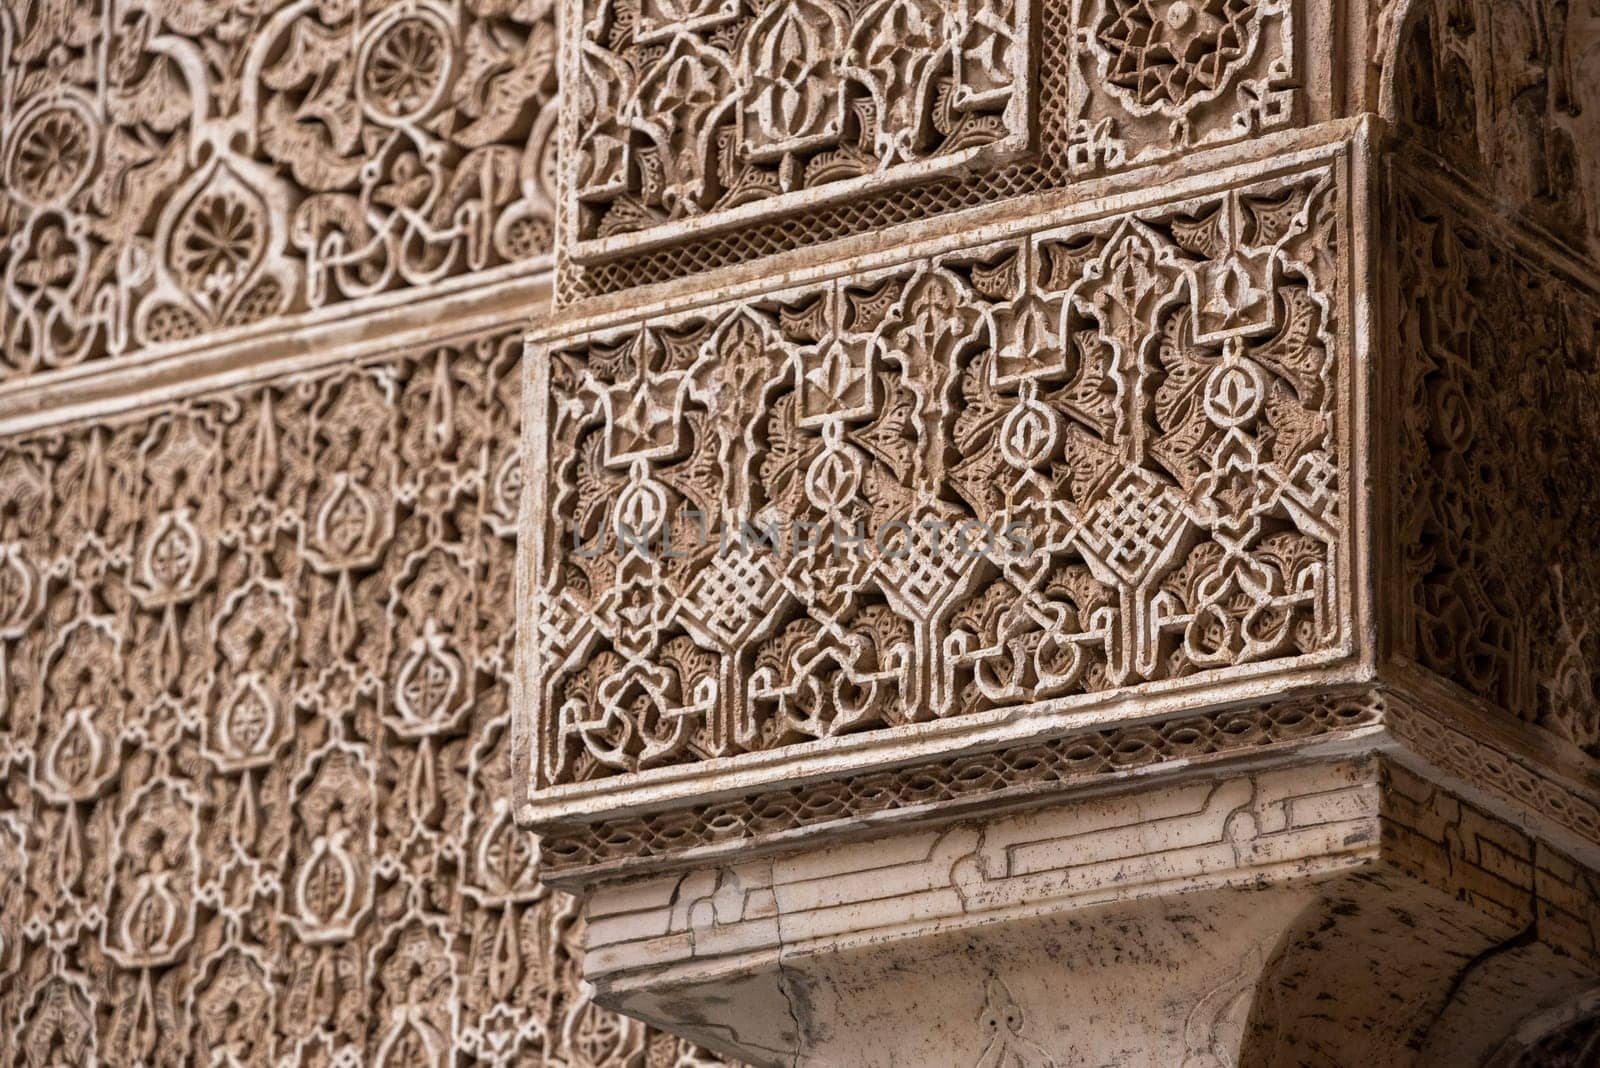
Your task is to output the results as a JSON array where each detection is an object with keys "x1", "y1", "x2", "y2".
[
  {"x1": 1070, "y1": 0, "x2": 1295, "y2": 172},
  {"x1": 6, "y1": 0, "x2": 1600, "y2": 1062},
  {"x1": 1390, "y1": 167, "x2": 1600, "y2": 755},
  {"x1": 1383, "y1": 1, "x2": 1600, "y2": 759},
  {"x1": 0, "y1": 328, "x2": 727, "y2": 1066},
  {"x1": 0, "y1": 0, "x2": 559, "y2": 379},
  {"x1": 527, "y1": 160, "x2": 1351, "y2": 789},
  {"x1": 560, "y1": 0, "x2": 1303, "y2": 297},
  {"x1": 568, "y1": 0, "x2": 1032, "y2": 249}
]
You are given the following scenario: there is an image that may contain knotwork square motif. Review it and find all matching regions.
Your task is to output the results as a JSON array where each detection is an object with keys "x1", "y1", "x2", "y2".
[{"x1": 522, "y1": 153, "x2": 1356, "y2": 797}]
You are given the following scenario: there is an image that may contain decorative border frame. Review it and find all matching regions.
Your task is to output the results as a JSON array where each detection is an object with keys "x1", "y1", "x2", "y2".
[
  {"x1": 539, "y1": 681, "x2": 1600, "y2": 882},
  {"x1": 539, "y1": 690, "x2": 1388, "y2": 877}
]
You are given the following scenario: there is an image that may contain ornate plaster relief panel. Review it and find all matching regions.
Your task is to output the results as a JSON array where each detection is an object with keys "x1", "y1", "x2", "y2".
[
  {"x1": 0, "y1": 1, "x2": 733, "y2": 1060},
  {"x1": 566, "y1": 0, "x2": 1036, "y2": 256},
  {"x1": 1373, "y1": 0, "x2": 1600, "y2": 760},
  {"x1": 520, "y1": 134, "x2": 1362, "y2": 814},
  {"x1": 519, "y1": 0, "x2": 1600, "y2": 851},
  {"x1": 558, "y1": 0, "x2": 1314, "y2": 299},
  {"x1": 0, "y1": 328, "x2": 728, "y2": 1066},
  {"x1": 0, "y1": 0, "x2": 559, "y2": 381},
  {"x1": 1386, "y1": 161, "x2": 1600, "y2": 757},
  {"x1": 512, "y1": 0, "x2": 1600, "y2": 1059}
]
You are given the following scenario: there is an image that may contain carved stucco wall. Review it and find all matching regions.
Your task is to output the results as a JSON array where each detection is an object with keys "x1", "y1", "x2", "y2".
[
  {"x1": 527, "y1": 159, "x2": 1353, "y2": 790},
  {"x1": 0, "y1": 329, "x2": 745, "y2": 1061},
  {"x1": 558, "y1": 0, "x2": 1307, "y2": 299},
  {"x1": 0, "y1": 0, "x2": 558, "y2": 377},
  {"x1": 0, "y1": 1, "x2": 728, "y2": 1064},
  {"x1": 5, "y1": 0, "x2": 1600, "y2": 1064},
  {"x1": 0, "y1": 331, "x2": 745, "y2": 1066},
  {"x1": 520, "y1": 0, "x2": 1600, "y2": 823},
  {"x1": 1387, "y1": 0, "x2": 1600, "y2": 756},
  {"x1": 516, "y1": 0, "x2": 1600, "y2": 1054}
]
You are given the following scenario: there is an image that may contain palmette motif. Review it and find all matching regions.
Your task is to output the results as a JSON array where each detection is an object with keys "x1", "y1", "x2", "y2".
[
  {"x1": 528, "y1": 165, "x2": 1350, "y2": 788},
  {"x1": 0, "y1": 330, "x2": 730, "y2": 1066},
  {"x1": 562, "y1": 0, "x2": 1300, "y2": 299},
  {"x1": 0, "y1": 0, "x2": 559, "y2": 380},
  {"x1": 570, "y1": 0, "x2": 1032, "y2": 246}
]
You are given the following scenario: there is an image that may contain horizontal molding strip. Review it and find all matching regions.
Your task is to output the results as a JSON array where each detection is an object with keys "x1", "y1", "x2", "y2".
[{"x1": 0, "y1": 259, "x2": 552, "y2": 436}]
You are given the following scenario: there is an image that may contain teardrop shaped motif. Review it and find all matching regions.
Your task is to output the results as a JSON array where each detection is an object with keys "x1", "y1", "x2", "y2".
[
  {"x1": 78, "y1": 427, "x2": 108, "y2": 532},
  {"x1": 141, "y1": 509, "x2": 204, "y2": 597},
  {"x1": 57, "y1": 806, "x2": 85, "y2": 893},
  {"x1": 405, "y1": 738, "x2": 442, "y2": 827},
  {"x1": 393, "y1": 625, "x2": 463, "y2": 735},
  {"x1": 167, "y1": 160, "x2": 272, "y2": 320},
  {"x1": 329, "y1": 570, "x2": 359, "y2": 655},
  {"x1": 129, "y1": 968, "x2": 160, "y2": 1062},
  {"x1": 213, "y1": 673, "x2": 279, "y2": 768},
  {"x1": 314, "y1": 474, "x2": 387, "y2": 565},
  {"x1": 249, "y1": 392, "x2": 279, "y2": 493},
  {"x1": 488, "y1": 903, "x2": 522, "y2": 1001},
  {"x1": 119, "y1": 868, "x2": 182, "y2": 960},
  {"x1": 231, "y1": 771, "x2": 261, "y2": 852},
  {"x1": 155, "y1": 603, "x2": 184, "y2": 689},
  {"x1": 42, "y1": 706, "x2": 110, "y2": 802},
  {"x1": 426, "y1": 350, "x2": 455, "y2": 452},
  {"x1": 295, "y1": 830, "x2": 359, "y2": 935},
  {"x1": 475, "y1": 801, "x2": 538, "y2": 900},
  {"x1": 614, "y1": 479, "x2": 668, "y2": 542},
  {"x1": 803, "y1": 440, "x2": 863, "y2": 513}
]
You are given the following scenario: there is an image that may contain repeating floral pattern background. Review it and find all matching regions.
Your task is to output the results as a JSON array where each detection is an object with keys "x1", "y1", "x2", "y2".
[
  {"x1": 0, "y1": 1, "x2": 729, "y2": 1063},
  {"x1": 0, "y1": 327, "x2": 732, "y2": 1065},
  {"x1": 0, "y1": 0, "x2": 559, "y2": 378}
]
